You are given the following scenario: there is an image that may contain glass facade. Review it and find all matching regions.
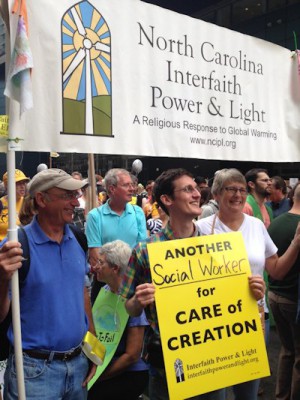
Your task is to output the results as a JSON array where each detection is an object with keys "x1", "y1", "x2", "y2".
[{"x1": 197, "y1": 0, "x2": 300, "y2": 50}]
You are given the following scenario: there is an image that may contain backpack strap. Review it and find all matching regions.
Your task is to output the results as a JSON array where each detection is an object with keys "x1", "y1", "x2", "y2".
[
  {"x1": 17, "y1": 227, "x2": 30, "y2": 285},
  {"x1": 246, "y1": 194, "x2": 263, "y2": 220},
  {"x1": 17, "y1": 224, "x2": 87, "y2": 274},
  {"x1": 69, "y1": 224, "x2": 88, "y2": 253},
  {"x1": 15, "y1": 225, "x2": 87, "y2": 282}
]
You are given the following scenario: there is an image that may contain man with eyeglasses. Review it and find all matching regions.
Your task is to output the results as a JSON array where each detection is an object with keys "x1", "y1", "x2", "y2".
[
  {"x1": 0, "y1": 168, "x2": 96, "y2": 399},
  {"x1": 243, "y1": 168, "x2": 273, "y2": 229},
  {"x1": 86, "y1": 168, "x2": 147, "y2": 302},
  {"x1": 120, "y1": 168, "x2": 226, "y2": 400}
]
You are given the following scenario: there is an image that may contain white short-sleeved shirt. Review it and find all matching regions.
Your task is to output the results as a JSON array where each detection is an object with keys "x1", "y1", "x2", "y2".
[{"x1": 196, "y1": 213, "x2": 277, "y2": 277}]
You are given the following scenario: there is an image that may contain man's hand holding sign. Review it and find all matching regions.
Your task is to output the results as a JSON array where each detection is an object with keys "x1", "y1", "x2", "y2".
[{"x1": 121, "y1": 169, "x2": 268, "y2": 400}]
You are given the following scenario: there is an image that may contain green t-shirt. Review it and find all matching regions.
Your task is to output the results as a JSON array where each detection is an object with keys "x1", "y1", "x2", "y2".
[{"x1": 268, "y1": 212, "x2": 300, "y2": 301}]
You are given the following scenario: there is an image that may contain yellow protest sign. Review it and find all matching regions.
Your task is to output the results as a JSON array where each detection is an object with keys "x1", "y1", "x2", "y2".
[
  {"x1": 147, "y1": 231, "x2": 270, "y2": 400},
  {"x1": 0, "y1": 115, "x2": 9, "y2": 137}
]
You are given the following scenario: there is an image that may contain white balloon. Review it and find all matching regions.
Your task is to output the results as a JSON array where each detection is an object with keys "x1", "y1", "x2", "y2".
[
  {"x1": 132, "y1": 159, "x2": 143, "y2": 174},
  {"x1": 37, "y1": 163, "x2": 48, "y2": 173}
]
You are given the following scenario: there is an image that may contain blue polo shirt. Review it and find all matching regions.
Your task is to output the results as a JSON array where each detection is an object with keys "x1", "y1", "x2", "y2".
[
  {"x1": 86, "y1": 201, "x2": 147, "y2": 248},
  {"x1": 7, "y1": 217, "x2": 89, "y2": 351},
  {"x1": 266, "y1": 198, "x2": 291, "y2": 218}
]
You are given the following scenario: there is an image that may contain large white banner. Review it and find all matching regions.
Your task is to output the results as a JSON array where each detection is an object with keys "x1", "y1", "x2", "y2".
[{"x1": 3, "y1": 0, "x2": 300, "y2": 161}]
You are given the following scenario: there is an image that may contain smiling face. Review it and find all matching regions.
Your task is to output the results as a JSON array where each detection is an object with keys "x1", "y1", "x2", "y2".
[
  {"x1": 38, "y1": 188, "x2": 81, "y2": 225},
  {"x1": 215, "y1": 180, "x2": 248, "y2": 214},
  {"x1": 162, "y1": 175, "x2": 201, "y2": 219}
]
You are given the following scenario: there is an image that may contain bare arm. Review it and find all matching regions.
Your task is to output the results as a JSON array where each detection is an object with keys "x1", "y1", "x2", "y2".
[
  {"x1": 0, "y1": 241, "x2": 23, "y2": 322},
  {"x1": 88, "y1": 247, "x2": 100, "y2": 270},
  {"x1": 100, "y1": 325, "x2": 145, "y2": 381},
  {"x1": 125, "y1": 283, "x2": 155, "y2": 317},
  {"x1": 141, "y1": 197, "x2": 148, "y2": 210},
  {"x1": 82, "y1": 286, "x2": 97, "y2": 387}
]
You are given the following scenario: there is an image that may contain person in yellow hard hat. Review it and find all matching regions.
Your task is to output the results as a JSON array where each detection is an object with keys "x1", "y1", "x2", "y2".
[{"x1": 0, "y1": 169, "x2": 30, "y2": 240}]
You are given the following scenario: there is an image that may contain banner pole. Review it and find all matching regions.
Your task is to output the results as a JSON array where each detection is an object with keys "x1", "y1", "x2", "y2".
[
  {"x1": 7, "y1": 141, "x2": 26, "y2": 400},
  {"x1": 4, "y1": 0, "x2": 26, "y2": 395},
  {"x1": 87, "y1": 153, "x2": 97, "y2": 213}
]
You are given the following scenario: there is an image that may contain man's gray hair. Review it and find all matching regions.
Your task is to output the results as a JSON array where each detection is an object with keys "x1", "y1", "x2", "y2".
[
  {"x1": 99, "y1": 240, "x2": 132, "y2": 275},
  {"x1": 104, "y1": 168, "x2": 130, "y2": 194},
  {"x1": 211, "y1": 168, "x2": 246, "y2": 196}
]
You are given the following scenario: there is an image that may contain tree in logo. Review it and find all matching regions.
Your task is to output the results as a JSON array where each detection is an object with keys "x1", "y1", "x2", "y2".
[{"x1": 61, "y1": 1, "x2": 112, "y2": 136}]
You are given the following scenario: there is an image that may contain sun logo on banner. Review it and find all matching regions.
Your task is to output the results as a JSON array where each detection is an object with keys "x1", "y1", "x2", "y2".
[{"x1": 61, "y1": 1, "x2": 112, "y2": 136}]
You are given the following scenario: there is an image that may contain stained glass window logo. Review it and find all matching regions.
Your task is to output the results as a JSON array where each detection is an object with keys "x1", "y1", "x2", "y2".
[{"x1": 61, "y1": 1, "x2": 112, "y2": 136}]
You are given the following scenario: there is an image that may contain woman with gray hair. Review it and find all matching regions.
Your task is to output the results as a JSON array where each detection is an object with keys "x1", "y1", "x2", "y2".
[
  {"x1": 88, "y1": 240, "x2": 149, "y2": 400},
  {"x1": 197, "y1": 168, "x2": 300, "y2": 400},
  {"x1": 98, "y1": 240, "x2": 132, "y2": 279}
]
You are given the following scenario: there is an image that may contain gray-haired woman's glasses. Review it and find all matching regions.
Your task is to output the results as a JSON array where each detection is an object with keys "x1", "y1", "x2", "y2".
[{"x1": 224, "y1": 187, "x2": 247, "y2": 195}]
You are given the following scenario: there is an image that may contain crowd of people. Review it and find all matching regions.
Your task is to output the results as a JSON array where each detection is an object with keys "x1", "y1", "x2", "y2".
[{"x1": 0, "y1": 164, "x2": 299, "y2": 400}]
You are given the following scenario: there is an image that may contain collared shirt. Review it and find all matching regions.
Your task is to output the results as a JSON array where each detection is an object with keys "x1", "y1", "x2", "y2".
[
  {"x1": 119, "y1": 222, "x2": 199, "y2": 334},
  {"x1": 86, "y1": 200, "x2": 147, "y2": 248},
  {"x1": 6, "y1": 216, "x2": 89, "y2": 351},
  {"x1": 266, "y1": 198, "x2": 291, "y2": 218}
]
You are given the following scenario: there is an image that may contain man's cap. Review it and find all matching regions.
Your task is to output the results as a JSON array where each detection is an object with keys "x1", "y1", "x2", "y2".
[
  {"x1": 3, "y1": 169, "x2": 30, "y2": 187},
  {"x1": 28, "y1": 168, "x2": 87, "y2": 198},
  {"x1": 81, "y1": 178, "x2": 89, "y2": 189}
]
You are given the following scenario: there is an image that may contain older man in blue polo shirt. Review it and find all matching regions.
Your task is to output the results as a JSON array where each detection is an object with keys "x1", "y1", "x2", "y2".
[
  {"x1": 0, "y1": 168, "x2": 96, "y2": 400},
  {"x1": 86, "y1": 168, "x2": 147, "y2": 300}
]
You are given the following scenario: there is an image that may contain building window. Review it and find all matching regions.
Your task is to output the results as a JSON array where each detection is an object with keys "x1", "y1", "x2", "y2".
[{"x1": 232, "y1": 0, "x2": 266, "y2": 24}]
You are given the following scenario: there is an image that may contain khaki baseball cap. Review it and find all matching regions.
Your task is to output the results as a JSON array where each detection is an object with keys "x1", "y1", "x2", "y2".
[{"x1": 28, "y1": 168, "x2": 87, "y2": 198}]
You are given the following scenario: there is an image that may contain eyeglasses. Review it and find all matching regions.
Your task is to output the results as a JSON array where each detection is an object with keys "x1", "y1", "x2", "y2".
[
  {"x1": 117, "y1": 183, "x2": 135, "y2": 189},
  {"x1": 224, "y1": 187, "x2": 247, "y2": 195},
  {"x1": 174, "y1": 185, "x2": 200, "y2": 194},
  {"x1": 44, "y1": 191, "x2": 82, "y2": 200},
  {"x1": 94, "y1": 259, "x2": 108, "y2": 267}
]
